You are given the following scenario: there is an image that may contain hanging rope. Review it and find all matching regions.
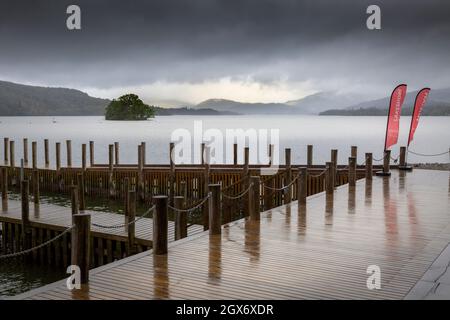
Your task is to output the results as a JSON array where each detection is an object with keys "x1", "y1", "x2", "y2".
[
  {"x1": 168, "y1": 193, "x2": 211, "y2": 213},
  {"x1": 222, "y1": 182, "x2": 254, "y2": 199},
  {"x1": 408, "y1": 150, "x2": 450, "y2": 157},
  {"x1": 263, "y1": 174, "x2": 299, "y2": 191},
  {"x1": 92, "y1": 205, "x2": 155, "y2": 229}
]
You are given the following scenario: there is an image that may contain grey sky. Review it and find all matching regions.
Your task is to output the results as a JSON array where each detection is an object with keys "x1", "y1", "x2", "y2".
[{"x1": 0, "y1": 0, "x2": 449, "y2": 103}]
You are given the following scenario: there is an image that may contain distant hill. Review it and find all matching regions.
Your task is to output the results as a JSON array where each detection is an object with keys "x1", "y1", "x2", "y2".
[
  {"x1": 320, "y1": 88, "x2": 450, "y2": 116},
  {"x1": 154, "y1": 106, "x2": 239, "y2": 116},
  {"x1": 285, "y1": 91, "x2": 366, "y2": 114},
  {"x1": 195, "y1": 99, "x2": 296, "y2": 114},
  {"x1": 0, "y1": 80, "x2": 110, "y2": 116}
]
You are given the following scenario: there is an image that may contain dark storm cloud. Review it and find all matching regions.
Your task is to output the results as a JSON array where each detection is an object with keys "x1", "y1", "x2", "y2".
[{"x1": 0, "y1": 0, "x2": 449, "y2": 95}]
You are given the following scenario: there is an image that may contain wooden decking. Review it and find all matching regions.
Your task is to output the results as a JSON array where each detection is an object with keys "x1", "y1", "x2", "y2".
[
  {"x1": 14, "y1": 169, "x2": 450, "y2": 300},
  {"x1": 0, "y1": 200, "x2": 204, "y2": 246}
]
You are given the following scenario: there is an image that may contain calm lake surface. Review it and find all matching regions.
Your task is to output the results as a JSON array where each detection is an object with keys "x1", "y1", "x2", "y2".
[
  {"x1": 0, "y1": 115, "x2": 449, "y2": 165},
  {"x1": 0, "y1": 115, "x2": 449, "y2": 298}
]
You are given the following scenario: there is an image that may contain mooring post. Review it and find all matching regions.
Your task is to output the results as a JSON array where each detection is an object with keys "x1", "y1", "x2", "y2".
[
  {"x1": 9, "y1": 140, "x2": 15, "y2": 168},
  {"x1": 243, "y1": 147, "x2": 250, "y2": 216},
  {"x1": 349, "y1": 157, "x2": 356, "y2": 187},
  {"x1": 169, "y1": 142, "x2": 175, "y2": 205},
  {"x1": 233, "y1": 143, "x2": 238, "y2": 166},
  {"x1": 71, "y1": 213, "x2": 91, "y2": 284},
  {"x1": 284, "y1": 148, "x2": 292, "y2": 203},
  {"x1": 55, "y1": 142, "x2": 61, "y2": 171},
  {"x1": 351, "y1": 146, "x2": 358, "y2": 159},
  {"x1": 140, "y1": 142, "x2": 146, "y2": 166},
  {"x1": 153, "y1": 195, "x2": 168, "y2": 255},
  {"x1": 4, "y1": 137, "x2": 9, "y2": 165},
  {"x1": 44, "y1": 139, "x2": 49, "y2": 168},
  {"x1": 71, "y1": 185, "x2": 79, "y2": 216},
  {"x1": 180, "y1": 181, "x2": 187, "y2": 207},
  {"x1": 81, "y1": 144, "x2": 87, "y2": 171},
  {"x1": 77, "y1": 173, "x2": 85, "y2": 211},
  {"x1": 382, "y1": 150, "x2": 391, "y2": 175},
  {"x1": 201, "y1": 143, "x2": 206, "y2": 165},
  {"x1": 137, "y1": 145, "x2": 144, "y2": 201},
  {"x1": 399, "y1": 146, "x2": 406, "y2": 167},
  {"x1": 209, "y1": 184, "x2": 222, "y2": 235},
  {"x1": 249, "y1": 176, "x2": 261, "y2": 221},
  {"x1": 108, "y1": 144, "x2": 114, "y2": 171},
  {"x1": 1, "y1": 167, "x2": 8, "y2": 211},
  {"x1": 89, "y1": 141, "x2": 94, "y2": 167},
  {"x1": 325, "y1": 162, "x2": 334, "y2": 194},
  {"x1": 307, "y1": 145, "x2": 313, "y2": 167},
  {"x1": 124, "y1": 177, "x2": 130, "y2": 221},
  {"x1": 23, "y1": 138, "x2": 29, "y2": 167},
  {"x1": 174, "y1": 195, "x2": 187, "y2": 240},
  {"x1": 331, "y1": 149, "x2": 338, "y2": 187},
  {"x1": 297, "y1": 167, "x2": 307, "y2": 209},
  {"x1": 127, "y1": 190, "x2": 136, "y2": 254},
  {"x1": 21, "y1": 179, "x2": 31, "y2": 258},
  {"x1": 269, "y1": 144, "x2": 274, "y2": 166},
  {"x1": 66, "y1": 140, "x2": 72, "y2": 167},
  {"x1": 365, "y1": 153, "x2": 373, "y2": 180},
  {"x1": 31, "y1": 141, "x2": 37, "y2": 169},
  {"x1": 202, "y1": 146, "x2": 210, "y2": 230},
  {"x1": 114, "y1": 142, "x2": 119, "y2": 166},
  {"x1": 32, "y1": 169, "x2": 40, "y2": 205}
]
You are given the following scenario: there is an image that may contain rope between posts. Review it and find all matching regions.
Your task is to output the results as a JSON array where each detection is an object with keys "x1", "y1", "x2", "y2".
[
  {"x1": 408, "y1": 150, "x2": 450, "y2": 157},
  {"x1": 308, "y1": 168, "x2": 327, "y2": 178},
  {"x1": 263, "y1": 174, "x2": 299, "y2": 191},
  {"x1": 0, "y1": 225, "x2": 74, "y2": 260},
  {"x1": 221, "y1": 176, "x2": 250, "y2": 192},
  {"x1": 92, "y1": 205, "x2": 156, "y2": 229},
  {"x1": 168, "y1": 193, "x2": 211, "y2": 213},
  {"x1": 222, "y1": 182, "x2": 254, "y2": 199}
]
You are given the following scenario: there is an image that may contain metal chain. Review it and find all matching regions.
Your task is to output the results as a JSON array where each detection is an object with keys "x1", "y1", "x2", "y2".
[
  {"x1": 168, "y1": 193, "x2": 211, "y2": 213},
  {"x1": 408, "y1": 150, "x2": 450, "y2": 157},
  {"x1": 222, "y1": 182, "x2": 254, "y2": 199},
  {"x1": 263, "y1": 174, "x2": 299, "y2": 191},
  {"x1": 0, "y1": 225, "x2": 74, "y2": 260},
  {"x1": 92, "y1": 205, "x2": 155, "y2": 229}
]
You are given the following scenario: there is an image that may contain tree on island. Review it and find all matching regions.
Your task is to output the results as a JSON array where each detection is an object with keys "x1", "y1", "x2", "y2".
[{"x1": 105, "y1": 94, "x2": 155, "y2": 120}]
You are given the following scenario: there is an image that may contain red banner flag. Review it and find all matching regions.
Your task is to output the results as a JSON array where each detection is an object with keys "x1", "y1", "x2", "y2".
[
  {"x1": 384, "y1": 84, "x2": 407, "y2": 150},
  {"x1": 407, "y1": 88, "x2": 430, "y2": 146}
]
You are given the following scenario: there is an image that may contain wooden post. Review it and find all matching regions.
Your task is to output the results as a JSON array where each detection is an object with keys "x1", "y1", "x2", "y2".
[
  {"x1": 140, "y1": 142, "x2": 146, "y2": 166},
  {"x1": 71, "y1": 213, "x2": 91, "y2": 284},
  {"x1": 202, "y1": 146, "x2": 210, "y2": 230},
  {"x1": 137, "y1": 145, "x2": 144, "y2": 201},
  {"x1": 349, "y1": 157, "x2": 356, "y2": 187},
  {"x1": 249, "y1": 176, "x2": 260, "y2": 221},
  {"x1": 233, "y1": 143, "x2": 238, "y2": 166},
  {"x1": 307, "y1": 145, "x2": 313, "y2": 167},
  {"x1": 81, "y1": 144, "x2": 87, "y2": 171},
  {"x1": 44, "y1": 139, "x2": 49, "y2": 168},
  {"x1": 124, "y1": 177, "x2": 130, "y2": 221},
  {"x1": 55, "y1": 142, "x2": 61, "y2": 171},
  {"x1": 4, "y1": 137, "x2": 9, "y2": 165},
  {"x1": 201, "y1": 143, "x2": 205, "y2": 165},
  {"x1": 32, "y1": 141, "x2": 37, "y2": 169},
  {"x1": 23, "y1": 138, "x2": 29, "y2": 166},
  {"x1": 351, "y1": 146, "x2": 358, "y2": 159},
  {"x1": 9, "y1": 140, "x2": 15, "y2": 168},
  {"x1": 127, "y1": 190, "x2": 136, "y2": 254},
  {"x1": 325, "y1": 162, "x2": 334, "y2": 194},
  {"x1": 21, "y1": 179, "x2": 31, "y2": 256},
  {"x1": 71, "y1": 186, "x2": 79, "y2": 216},
  {"x1": 208, "y1": 184, "x2": 221, "y2": 235},
  {"x1": 32, "y1": 169, "x2": 40, "y2": 205},
  {"x1": 169, "y1": 142, "x2": 175, "y2": 204},
  {"x1": 114, "y1": 142, "x2": 119, "y2": 165},
  {"x1": 89, "y1": 141, "x2": 94, "y2": 167},
  {"x1": 1, "y1": 167, "x2": 8, "y2": 211},
  {"x1": 108, "y1": 144, "x2": 114, "y2": 171},
  {"x1": 399, "y1": 146, "x2": 406, "y2": 166},
  {"x1": 297, "y1": 167, "x2": 307, "y2": 208},
  {"x1": 269, "y1": 144, "x2": 274, "y2": 166},
  {"x1": 365, "y1": 153, "x2": 373, "y2": 180},
  {"x1": 174, "y1": 196, "x2": 187, "y2": 240},
  {"x1": 66, "y1": 140, "x2": 72, "y2": 167},
  {"x1": 77, "y1": 173, "x2": 85, "y2": 211},
  {"x1": 331, "y1": 149, "x2": 338, "y2": 187},
  {"x1": 243, "y1": 147, "x2": 250, "y2": 216},
  {"x1": 284, "y1": 148, "x2": 292, "y2": 203},
  {"x1": 153, "y1": 195, "x2": 168, "y2": 255}
]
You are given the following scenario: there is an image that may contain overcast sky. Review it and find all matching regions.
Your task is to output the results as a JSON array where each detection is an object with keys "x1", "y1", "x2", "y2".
[{"x1": 0, "y1": 0, "x2": 449, "y2": 104}]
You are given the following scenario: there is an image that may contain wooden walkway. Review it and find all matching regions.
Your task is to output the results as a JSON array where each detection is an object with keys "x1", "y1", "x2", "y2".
[
  {"x1": 0, "y1": 200, "x2": 204, "y2": 247},
  {"x1": 14, "y1": 169, "x2": 450, "y2": 300}
]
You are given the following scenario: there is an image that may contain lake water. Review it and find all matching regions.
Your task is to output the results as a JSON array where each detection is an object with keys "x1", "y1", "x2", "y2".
[
  {"x1": 0, "y1": 114, "x2": 449, "y2": 298},
  {"x1": 0, "y1": 115, "x2": 449, "y2": 166}
]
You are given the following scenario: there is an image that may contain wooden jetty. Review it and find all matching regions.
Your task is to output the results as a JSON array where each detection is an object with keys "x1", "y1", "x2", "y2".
[{"x1": 12, "y1": 168, "x2": 450, "y2": 300}]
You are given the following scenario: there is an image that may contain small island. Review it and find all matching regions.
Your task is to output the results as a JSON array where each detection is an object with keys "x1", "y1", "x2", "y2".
[{"x1": 105, "y1": 94, "x2": 155, "y2": 120}]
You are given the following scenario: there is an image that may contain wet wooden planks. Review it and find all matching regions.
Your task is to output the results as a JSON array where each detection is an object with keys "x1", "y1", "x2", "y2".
[{"x1": 15, "y1": 169, "x2": 450, "y2": 300}]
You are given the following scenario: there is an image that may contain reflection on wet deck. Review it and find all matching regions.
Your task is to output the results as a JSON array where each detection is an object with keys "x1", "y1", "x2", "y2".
[{"x1": 16, "y1": 169, "x2": 450, "y2": 300}]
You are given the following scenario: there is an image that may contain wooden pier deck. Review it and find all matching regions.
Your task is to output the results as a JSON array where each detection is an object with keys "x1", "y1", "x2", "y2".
[
  {"x1": 0, "y1": 200, "x2": 204, "y2": 249},
  {"x1": 14, "y1": 169, "x2": 450, "y2": 300}
]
